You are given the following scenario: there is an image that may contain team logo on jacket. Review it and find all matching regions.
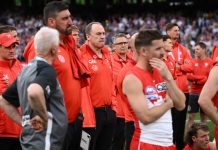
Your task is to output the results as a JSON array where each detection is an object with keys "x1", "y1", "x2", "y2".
[
  {"x1": 91, "y1": 65, "x2": 98, "y2": 71},
  {"x1": 145, "y1": 86, "x2": 158, "y2": 101},
  {"x1": 156, "y1": 82, "x2": 167, "y2": 92},
  {"x1": 88, "y1": 59, "x2": 97, "y2": 64},
  {"x1": 205, "y1": 63, "x2": 208, "y2": 67},
  {"x1": 194, "y1": 63, "x2": 198, "y2": 67},
  {"x1": 184, "y1": 60, "x2": 190, "y2": 64},
  {"x1": 2, "y1": 74, "x2": 9, "y2": 85},
  {"x1": 58, "y1": 55, "x2": 65, "y2": 63}
]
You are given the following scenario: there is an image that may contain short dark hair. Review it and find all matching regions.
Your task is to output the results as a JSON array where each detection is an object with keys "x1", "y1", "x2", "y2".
[
  {"x1": 166, "y1": 23, "x2": 179, "y2": 32},
  {"x1": 195, "y1": 42, "x2": 207, "y2": 50},
  {"x1": 85, "y1": 22, "x2": 103, "y2": 35},
  {"x1": 0, "y1": 25, "x2": 16, "y2": 34},
  {"x1": 112, "y1": 33, "x2": 127, "y2": 44},
  {"x1": 135, "y1": 29, "x2": 162, "y2": 53},
  {"x1": 162, "y1": 35, "x2": 170, "y2": 42},
  {"x1": 43, "y1": 1, "x2": 69, "y2": 25},
  {"x1": 185, "y1": 122, "x2": 209, "y2": 146}
]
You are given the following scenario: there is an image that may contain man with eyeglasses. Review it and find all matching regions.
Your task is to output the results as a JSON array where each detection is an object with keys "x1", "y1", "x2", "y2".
[
  {"x1": 0, "y1": 33, "x2": 23, "y2": 150},
  {"x1": 111, "y1": 33, "x2": 132, "y2": 150}
]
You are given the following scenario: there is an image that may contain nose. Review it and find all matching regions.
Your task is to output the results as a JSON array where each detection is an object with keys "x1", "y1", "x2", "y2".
[
  {"x1": 205, "y1": 135, "x2": 209, "y2": 141},
  {"x1": 100, "y1": 33, "x2": 105, "y2": 39},
  {"x1": 160, "y1": 48, "x2": 165, "y2": 56},
  {"x1": 68, "y1": 17, "x2": 73, "y2": 25}
]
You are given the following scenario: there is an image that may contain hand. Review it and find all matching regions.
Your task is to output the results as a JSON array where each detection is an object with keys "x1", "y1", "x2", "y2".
[
  {"x1": 149, "y1": 58, "x2": 173, "y2": 81},
  {"x1": 30, "y1": 115, "x2": 47, "y2": 132}
]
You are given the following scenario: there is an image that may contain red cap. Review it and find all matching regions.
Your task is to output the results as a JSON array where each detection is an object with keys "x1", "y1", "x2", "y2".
[{"x1": 0, "y1": 33, "x2": 18, "y2": 47}]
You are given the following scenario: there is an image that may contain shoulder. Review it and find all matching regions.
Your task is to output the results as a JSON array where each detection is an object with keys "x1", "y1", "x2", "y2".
[
  {"x1": 37, "y1": 61, "x2": 56, "y2": 75},
  {"x1": 206, "y1": 66, "x2": 218, "y2": 86},
  {"x1": 123, "y1": 74, "x2": 142, "y2": 93}
]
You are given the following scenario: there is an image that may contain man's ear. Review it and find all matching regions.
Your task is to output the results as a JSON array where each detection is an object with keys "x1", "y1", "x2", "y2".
[
  {"x1": 50, "y1": 47, "x2": 57, "y2": 56},
  {"x1": 86, "y1": 34, "x2": 90, "y2": 41},
  {"x1": 140, "y1": 46, "x2": 148, "y2": 56},
  {"x1": 192, "y1": 136, "x2": 197, "y2": 142},
  {"x1": 47, "y1": 18, "x2": 55, "y2": 27}
]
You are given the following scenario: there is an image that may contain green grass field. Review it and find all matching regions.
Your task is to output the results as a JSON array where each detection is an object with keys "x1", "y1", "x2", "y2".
[{"x1": 188, "y1": 112, "x2": 215, "y2": 141}]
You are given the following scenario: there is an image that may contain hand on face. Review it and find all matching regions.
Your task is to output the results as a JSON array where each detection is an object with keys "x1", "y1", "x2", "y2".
[{"x1": 149, "y1": 58, "x2": 173, "y2": 81}]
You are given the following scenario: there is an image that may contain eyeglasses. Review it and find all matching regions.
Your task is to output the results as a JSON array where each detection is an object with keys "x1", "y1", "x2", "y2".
[{"x1": 114, "y1": 42, "x2": 128, "y2": 46}]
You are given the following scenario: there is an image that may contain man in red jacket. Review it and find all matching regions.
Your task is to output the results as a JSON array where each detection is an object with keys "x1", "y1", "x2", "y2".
[
  {"x1": 0, "y1": 32, "x2": 22, "y2": 150},
  {"x1": 111, "y1": 33, "x2": 132, "y2": 150},
  {"x1": 166, "y1": 23, "x2": 192, "y2": 150},
  {"x1": 22, "y1": 1, "x2": 90, "y2": 150},
  {"x1": 162, "y1": 35, "x2": 177, "y2": 79},
  {"x1": 80, "y1": 22, "x2": 116, "y2": 150},
  {"x1": 116, "y1": 32, "x2": 138, "y2": 150},
  {"x1": 186, "y1": 42, "x2": 213, "y2": 128}
]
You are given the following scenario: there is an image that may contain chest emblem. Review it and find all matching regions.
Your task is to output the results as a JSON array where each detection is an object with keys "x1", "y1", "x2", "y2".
[
  {"x1": 2, "y1": 74, "x2": 9, "y2": 85},
  {"x1": 145, "y1": 86, "x2": 158, "y2": 101},
  {"x1": 58, "y1": 55, "x2": 65, "y2": 63}
]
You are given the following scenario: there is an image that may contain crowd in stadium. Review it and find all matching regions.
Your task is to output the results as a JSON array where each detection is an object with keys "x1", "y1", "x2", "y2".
[
  {"x1": 0, "y1": 1, "x2": 218, "y2": 150},
  {"x1": 1, "y1": 10, "x2": 218, "y2": 58}
]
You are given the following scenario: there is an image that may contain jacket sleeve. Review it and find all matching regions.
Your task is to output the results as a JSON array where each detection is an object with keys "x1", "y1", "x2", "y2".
[
  {"x1": 187, "y1": 73, "x2": 206, "y2": 82},
  {"x1": 180, "y1": 47, "x2": 193, "y2": 73},
  {"x1": 196, "y1": 76, "x2": 207, "y2": 85}
]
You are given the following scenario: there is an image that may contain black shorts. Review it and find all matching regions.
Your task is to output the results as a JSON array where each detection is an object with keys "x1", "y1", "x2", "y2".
[{"x1": 187, "y1": 93, "x2": 205, "y2": 114}]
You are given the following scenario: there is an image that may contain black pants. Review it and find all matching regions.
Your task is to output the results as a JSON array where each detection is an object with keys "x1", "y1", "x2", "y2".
[
  {"x1": 91, "y1": 107, "x2": 116, "y2": 150},
  {"x1": 0, "y1": 137, "x2": 21, "y2": 150},
  {"x1": 124, "y1": 121, "x2": 135, "y2": 150},
  {"x1": 62, "y1": 113, "x2": 83, "y2": 150},
  {"x1": 111, "y1": 117, "x2": 125, "y2": 150},
  {"x1": 171, "y1": 93, "x2": 189, "y2": 150}
]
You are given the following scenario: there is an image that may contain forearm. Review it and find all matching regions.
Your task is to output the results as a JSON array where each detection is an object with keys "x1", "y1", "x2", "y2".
[
  {"x1": 28, "y1": 94, "x2": 48, "y2": 122},
  {"x1": 0, "y1": 97, "x2": 21, "y2": 125},
  {"x1": 166, "y1": 79, "x2": 186, "y2": 110},
  {"x1": 140, "y1": 101, "x2": 172, "y2": 124},
  {"x1": 199, "y1": 97, "x2": 218, "y2": 125}
]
